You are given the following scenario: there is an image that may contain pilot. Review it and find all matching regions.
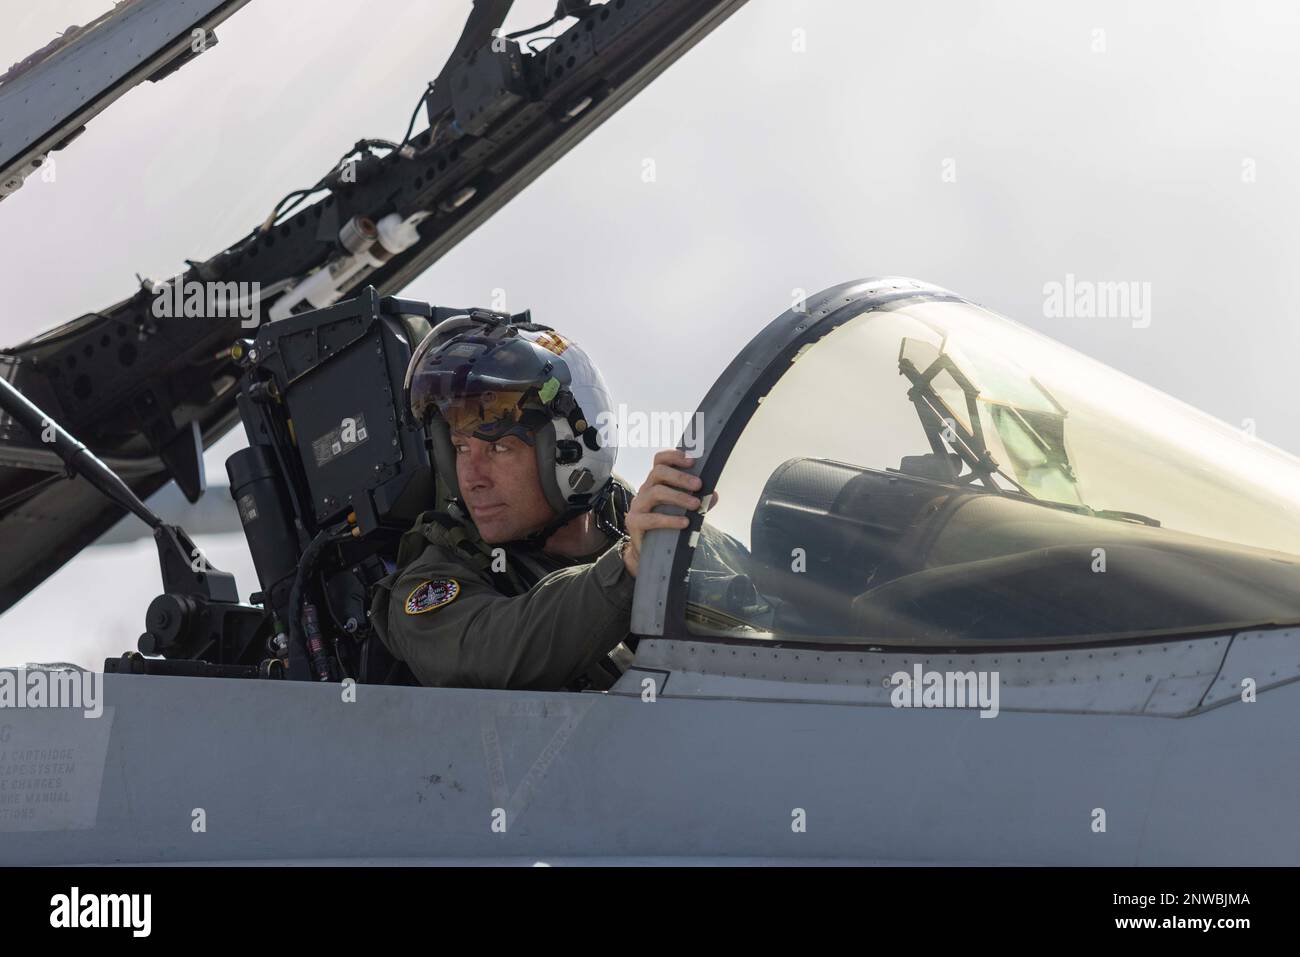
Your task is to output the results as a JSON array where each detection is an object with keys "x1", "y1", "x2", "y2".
[{"x1": 368, "y1": 311, "x2": 704, "y2": 691}]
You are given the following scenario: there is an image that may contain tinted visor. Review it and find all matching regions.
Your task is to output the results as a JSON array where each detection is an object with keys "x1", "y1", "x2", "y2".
[
  {"x1": 406, "y1": 327, "x2": 570, "y2": 440},
  {"x1": 436, "y1": 389, "x2": 538, "y2": 441}
]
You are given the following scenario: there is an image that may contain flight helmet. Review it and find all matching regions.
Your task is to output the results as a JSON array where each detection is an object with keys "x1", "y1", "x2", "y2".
[{"x1": 403, "y1": 310, "x2": 617, "y2": 528}]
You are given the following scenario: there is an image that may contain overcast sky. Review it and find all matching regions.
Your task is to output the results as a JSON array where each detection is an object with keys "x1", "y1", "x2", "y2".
[{"x1": 3, "y1": 0, "x2": 1300, "y2": 667}]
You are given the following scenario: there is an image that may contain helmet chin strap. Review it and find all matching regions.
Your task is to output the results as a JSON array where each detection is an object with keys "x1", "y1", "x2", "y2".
[
  {"x1": 516, "y1": 479, "x2": 619, "y2": 549},
  {"x1": 520, "y1": 512, "x2": 575, "y2": 548}
]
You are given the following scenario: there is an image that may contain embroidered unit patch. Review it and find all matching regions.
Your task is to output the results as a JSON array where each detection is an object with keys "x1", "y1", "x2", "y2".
[{"x1": 405, "y1": 578, "x2": 461, "y2": 615}]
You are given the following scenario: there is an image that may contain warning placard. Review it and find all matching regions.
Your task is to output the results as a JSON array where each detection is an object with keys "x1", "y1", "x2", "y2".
[{"x1": 0, "y1": 707, "x2": 115, "y2": 832}]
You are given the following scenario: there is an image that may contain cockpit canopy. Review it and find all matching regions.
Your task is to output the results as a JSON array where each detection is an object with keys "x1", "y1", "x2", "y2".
[{"x1": 683, "y1": 286, "x2": 1300, "y2": 644}]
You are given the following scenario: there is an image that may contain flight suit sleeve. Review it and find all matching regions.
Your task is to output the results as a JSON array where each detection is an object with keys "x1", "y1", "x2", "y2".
[{"x1": 376, "y1": 538, "x2": 635, "y2": 690}]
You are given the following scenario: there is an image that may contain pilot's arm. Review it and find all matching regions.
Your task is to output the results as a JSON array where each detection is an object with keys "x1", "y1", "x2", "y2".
[{"x1": 371, "y1": 539, "x2": 634, "y2": 690}]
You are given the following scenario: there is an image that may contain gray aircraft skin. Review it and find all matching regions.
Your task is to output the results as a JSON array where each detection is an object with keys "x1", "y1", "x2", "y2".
[
  {"x1": 2, "y1": 3, "x2": 1299, "y2": 865},
  {"x1": 4, "y1": 278, "x2": 1300, "y2": 865}
]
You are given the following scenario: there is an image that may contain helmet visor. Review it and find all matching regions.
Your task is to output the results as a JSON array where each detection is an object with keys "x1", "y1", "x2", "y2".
[
  {"x1": 405, "y1": 320, "x2": 570, "y2": 440},
  {"x1": 435, "y1": 389, "x2": 537, "y2": 441}
]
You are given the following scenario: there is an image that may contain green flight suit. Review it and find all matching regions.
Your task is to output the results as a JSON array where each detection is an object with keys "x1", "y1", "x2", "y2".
[{"x1": 368, "y1": 502, "x2": 635, "y2": 691}]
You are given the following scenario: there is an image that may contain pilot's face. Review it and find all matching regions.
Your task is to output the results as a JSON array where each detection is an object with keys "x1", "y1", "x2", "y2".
[{"x1": 452, "y1": 430, "x2": 557, "y2": 544}]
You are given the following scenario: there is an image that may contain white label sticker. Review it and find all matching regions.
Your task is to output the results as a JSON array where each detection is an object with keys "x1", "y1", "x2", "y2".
[{"x1": 0, "y1": 707, "x2": 115, "y2": 832}]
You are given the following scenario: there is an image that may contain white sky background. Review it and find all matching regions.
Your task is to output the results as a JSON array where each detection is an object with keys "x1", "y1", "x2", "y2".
[{"x1": 2, "y1": 0, "x2": 1299, "y2": 666}]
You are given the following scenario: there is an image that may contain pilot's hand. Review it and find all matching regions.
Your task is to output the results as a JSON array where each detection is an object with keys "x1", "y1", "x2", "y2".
[{"x1": 623, "y1": 449, "x2": 713, "y2": 578}]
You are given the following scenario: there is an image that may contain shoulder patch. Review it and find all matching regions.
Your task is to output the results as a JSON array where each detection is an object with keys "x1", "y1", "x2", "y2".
[{"x1": 405, "y1": 578, "x2": 460, "y2": 615}]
